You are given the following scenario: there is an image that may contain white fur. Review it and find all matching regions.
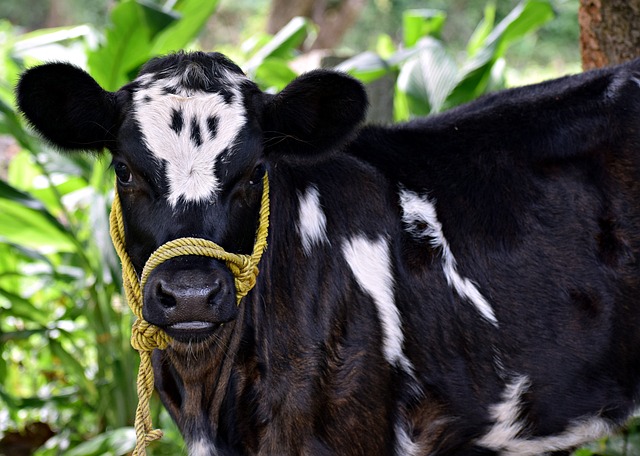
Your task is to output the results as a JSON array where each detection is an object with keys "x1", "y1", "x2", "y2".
[
  {"x1": 477, "y1": 376, "x2": 613, "y2": 455},
  {"x1": 133, "y1": 74, "x2": 247, "y2": 207},
  {"x1": 395, "y1": 423, "x2": 421, "y2": 456},
  {"x1": 399, "y1": 189, "x2": 498, "y2": 326},
  {"x1": 189, "y1": 438, "x2": 216, "y2": 456},
  {"x1": 342, "y1": 235, "x2": 413, "y2": 373},
  {"x1": 297, "y1": 185, "x2": 329, "y2": 255}
]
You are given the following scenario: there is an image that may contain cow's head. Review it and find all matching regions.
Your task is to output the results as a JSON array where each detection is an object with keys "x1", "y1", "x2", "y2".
[{"x1": 17, "y1": 51, "x2": 367, "y2": 343}]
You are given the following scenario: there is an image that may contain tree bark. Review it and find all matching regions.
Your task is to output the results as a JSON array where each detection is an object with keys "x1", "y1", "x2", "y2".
[
  {"x1": 267, "y1": 0, "x2": 366, "y2": 50},
  {"x1": 579, "y1": 0, "x2": 640, "y2": 70}
]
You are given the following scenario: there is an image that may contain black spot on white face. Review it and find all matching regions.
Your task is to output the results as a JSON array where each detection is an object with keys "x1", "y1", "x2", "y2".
[
  {"x1": 190, "y1": 117, "x2": 202, "y2": 147},
  {"x1": 207, "y1": 116, "x2": 219, "y2": 140},
  {"x1": 170, "y1": 109, "x2": 184, "y2": 134},
  {"x1": 163, "y1": 85, "x2": 178, "y2": 95},
  {"x1": 130, "y1": 53, "x2": 254, "y2": 207}
]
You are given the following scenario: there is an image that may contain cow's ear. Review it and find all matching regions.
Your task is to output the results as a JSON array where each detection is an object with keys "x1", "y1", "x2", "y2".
[
  {"x1": 262, "y1": 70, "x2": 368, "y2": 157},
  {"x1": 16, "y1": 63, "x2": 118, "y2": 153}
]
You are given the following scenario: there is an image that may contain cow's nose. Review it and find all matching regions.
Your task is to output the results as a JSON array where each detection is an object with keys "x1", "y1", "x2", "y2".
[
  {"x1": 142, "y1": 258, "x2": 238, "y2": 340},
  {"x1": 154, "y1": 277, "x2": 222, "y2": 310}
]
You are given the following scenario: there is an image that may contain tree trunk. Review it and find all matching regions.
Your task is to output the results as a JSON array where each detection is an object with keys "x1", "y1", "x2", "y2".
[
  {"x1": 579, "y1": 0, "x2": 640, "y2": 70},
  {"x1": 267, "y1": 0, "x2": 366, "y2": 50}
]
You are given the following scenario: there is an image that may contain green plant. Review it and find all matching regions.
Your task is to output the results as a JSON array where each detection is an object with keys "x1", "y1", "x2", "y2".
[
  {"x1": 338, "y1": 0, "x2": 555, "y2": 120},
  {"x1": 0, "y1": 1, "x2": 221, "y2": 454}
]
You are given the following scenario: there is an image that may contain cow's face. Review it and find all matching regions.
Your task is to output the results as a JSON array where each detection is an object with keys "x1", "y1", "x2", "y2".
[{"x1": 16, "y1": 51, "x2": 367, "y2": 344}]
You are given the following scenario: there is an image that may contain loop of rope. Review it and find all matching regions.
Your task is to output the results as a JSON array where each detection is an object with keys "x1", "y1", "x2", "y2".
[{"x1": 109, "y1": 173, "x2": 269, "y2": 455}]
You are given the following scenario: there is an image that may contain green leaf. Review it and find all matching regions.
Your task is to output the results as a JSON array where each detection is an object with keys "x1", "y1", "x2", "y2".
[
  {"x1": 254, "y1": 58, "x2": 298, "y2": 91},
  {"x1": 395, "y1": 37, "x2": 458, "y2": 118},
  {"x1": 376, "y1": 34, "x2": 396, "y2": 59},
  {"x1": 245, "y1": 17, "x2": 311, "y2": 75},
  {"x1": 0, "y1": 180, "x2": 75, "y2": 251},
  {"x1": 336, "y1": 51, "x2": 390, "y2": 84},
  {"x1": 0, "y1": 96, "x2": 36, "y2": 151},
  {"x1": 0, "y1": 288, "x2": 50, "y2": 326},
  {"x1": 402, "y1": 9, "x2": 447, "y2": 47},
  {"x1": 445, "y1": 0, "x2": 554, "y2": 109},
  {"x1": 151, "y1": 0, "x2": 219, "y2": 55},
  {"x1": 467, "y1": 2, "x2": 496, "y2": 57},
  {"x1": 48, "y1": 337, "x2": 95, "y2": 396},
  {"x1": 65, "y1": 427, "x2": 136, "y2": 456},
  {"x1": 88, "y1": 1, "x2": 176, "y2": 90}
]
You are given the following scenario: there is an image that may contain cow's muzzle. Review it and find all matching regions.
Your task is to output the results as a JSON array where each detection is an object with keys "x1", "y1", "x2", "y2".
[{"x1": 142, "y1": 257, "x2": 237, "y2": 343}]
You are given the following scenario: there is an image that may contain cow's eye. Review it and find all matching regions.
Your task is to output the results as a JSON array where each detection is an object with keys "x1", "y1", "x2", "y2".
[
  {"x1": 249, "y1": 164, "x2": 266, "y2": 186},
  {"x1": 114, "y1": 162, "x2": 133, "y2": 185}
]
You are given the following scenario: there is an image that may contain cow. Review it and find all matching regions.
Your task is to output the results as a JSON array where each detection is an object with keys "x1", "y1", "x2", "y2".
[{"x1": 16, "y1": 51, "x2": 640, "y2": 455}]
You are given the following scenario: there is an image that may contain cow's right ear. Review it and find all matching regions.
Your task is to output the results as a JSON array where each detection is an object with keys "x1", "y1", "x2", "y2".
[{"x1": 16, "y1": 63, "x2": 118, "y2": 153}]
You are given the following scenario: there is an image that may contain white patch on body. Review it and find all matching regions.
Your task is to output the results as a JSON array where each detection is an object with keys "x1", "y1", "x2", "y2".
[
  {"x1": 189, "y1": 438, "x2": 217, "y2": 456},
  {"x1": 399, "y1": 188, "x2": 498, "y2": 326},
  {"x1": 395, "y1": 422, "x2": 420, "y2": 456},
  {"x1": 297, "y1": 185, "x2": 329, "y2": 255},
  {"x1": 342, "y1": 235, "x2": 413, "y2": 373},
  {"x1": 133, "y1": 73, "x2": 247, "y2": 207},
  {"x1": 477, "y1": 376, "x2": 613, "y2": 455}
]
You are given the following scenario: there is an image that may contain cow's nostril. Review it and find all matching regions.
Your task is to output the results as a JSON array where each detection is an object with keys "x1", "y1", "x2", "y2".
[
  {"x1": 206, "y1": 279, "x2": 222, "y2": 307},
  {"x1": 157, "y1": 282, "x2": 177, "y2": 309}
]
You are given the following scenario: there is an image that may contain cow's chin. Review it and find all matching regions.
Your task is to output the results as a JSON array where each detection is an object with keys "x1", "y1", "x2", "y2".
[{"x1": 162, "y1": 321, "x2": 223, "y2": 345}]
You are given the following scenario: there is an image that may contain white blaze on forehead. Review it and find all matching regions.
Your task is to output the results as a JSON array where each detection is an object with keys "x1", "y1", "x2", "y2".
[{"x1": 133, "y1": 75, "x2": 247, "y2": 207}]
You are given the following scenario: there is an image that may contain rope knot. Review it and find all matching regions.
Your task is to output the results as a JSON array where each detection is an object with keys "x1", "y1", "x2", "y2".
[{"x1": 131, "y1": 319, "x2": 170, "y2": 351}]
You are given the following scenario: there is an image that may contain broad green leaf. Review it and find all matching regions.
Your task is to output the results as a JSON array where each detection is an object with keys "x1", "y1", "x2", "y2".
[
  {"x1": 245, "y1": 17, "x2": 311, "y2": 74},
  {"x1": 485, "y1": 0, "x2": 554, "y2": 58},
  {"x1": 402, "y1": 9, "x2": 447, "y2": 48},
  {"x1": 151, "y1": 0, "x2": 220, "y2": 55},
  {"x1": 395, "y1": 37, "x2": 458, "y2": 118},
  {"x1": 0, "y1": 180, "x2": 75, "y2": 251},
  {"x1": 445, "y1": 0, "x2": 554, "y2": 109},
  {"x1": 65, "y1": 427, "x2": 136, "y2": 456},
  {"x1": 88, "y1": 0, "x2": 177, "y2": 90},
  {"x1": 254, "y1": 58, "x2": 298, "y2": 91}
]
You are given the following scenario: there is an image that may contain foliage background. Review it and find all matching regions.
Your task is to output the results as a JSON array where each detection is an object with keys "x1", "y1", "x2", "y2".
[{"x1": 0, "y1": 0, "x2": 636, "y2": 455}]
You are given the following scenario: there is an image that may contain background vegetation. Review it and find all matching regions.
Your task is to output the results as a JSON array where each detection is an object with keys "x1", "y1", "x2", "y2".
[{"x1": 0, "y1": 0, "x2": 636, "y2": 454}]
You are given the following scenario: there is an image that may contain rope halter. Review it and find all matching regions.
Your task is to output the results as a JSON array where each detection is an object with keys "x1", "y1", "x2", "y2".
[{"x1": 108, "y1": 172, "x2": 269, "y2": 456}]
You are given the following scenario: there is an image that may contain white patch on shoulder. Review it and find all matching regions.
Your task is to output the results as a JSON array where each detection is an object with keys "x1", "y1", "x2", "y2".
[
  {"x1": 342, "y1": 235, "x2": 413, "y2": 374},
  {"x1": 133, "y1": 73, "x2": 247, "y2": 207},
  {"x1": 297, "y1": 185, "x2": 329, "y2": 255},
  {"x1": 399, "y1": 188, "x2": 498, "y2": 326},
  {"x1": 477, "y1": 376, "x2": 613, "y2": 455}
]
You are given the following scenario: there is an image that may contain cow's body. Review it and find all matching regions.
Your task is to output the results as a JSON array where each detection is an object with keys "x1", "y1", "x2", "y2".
[{"x1": 16, "y1": 52, "x2": 640, "y2": 455}]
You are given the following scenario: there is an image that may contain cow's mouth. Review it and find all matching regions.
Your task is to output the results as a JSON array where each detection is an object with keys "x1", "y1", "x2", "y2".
[{"x1": 162, "y1": 321, "x2": 221, "y2": 343}]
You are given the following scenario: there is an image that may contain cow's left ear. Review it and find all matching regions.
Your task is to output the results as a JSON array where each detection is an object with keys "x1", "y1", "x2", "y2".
[{"x1": 262, "y1": 70, "x2": 368, "y2": 157}]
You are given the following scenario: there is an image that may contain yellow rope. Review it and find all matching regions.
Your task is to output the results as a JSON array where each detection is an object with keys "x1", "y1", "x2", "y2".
[{"x1": 108, "y1": 173, "x2": 270, "y2": 455}]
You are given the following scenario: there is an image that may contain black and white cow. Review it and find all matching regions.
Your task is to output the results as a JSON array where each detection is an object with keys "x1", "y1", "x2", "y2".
[{"x1": 16, "y1": 51, "x2": 640, "y2": 455}]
